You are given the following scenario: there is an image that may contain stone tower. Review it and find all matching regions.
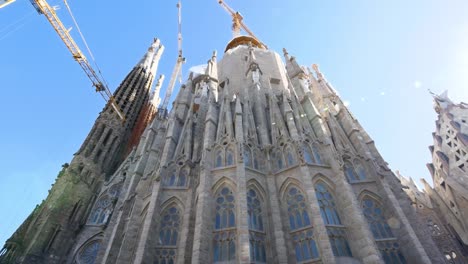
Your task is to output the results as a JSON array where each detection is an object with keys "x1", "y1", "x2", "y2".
[
  {"x1": 398, "y1": 171, "x2": 468, "y2": 263},
  {"x1": 400, "y1": 91, "x2": 468, "y2": 262},
  {"x1": 0, "y1": 39, "x2": 164, "y2": 264}
]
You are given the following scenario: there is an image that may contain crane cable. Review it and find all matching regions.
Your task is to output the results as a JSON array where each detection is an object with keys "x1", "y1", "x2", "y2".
[
  {"x1": 62, "y1": 0, "x2": 110, "y2": 90},
  {"x1": 0, "y1": 10, "x2": 35, "y2": 41}
]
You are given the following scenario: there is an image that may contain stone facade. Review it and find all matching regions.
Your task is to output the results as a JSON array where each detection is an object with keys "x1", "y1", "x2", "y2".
[
  {"x1": 0, "y1": 36, "x2": 452, "y2": 264},
  {"x1": 398, "y1": 92, "x2": 468, "y2": 264}
]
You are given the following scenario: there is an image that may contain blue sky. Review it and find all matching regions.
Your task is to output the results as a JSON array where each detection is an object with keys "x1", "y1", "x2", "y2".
[{"x1": 1, "y1": 0, "x2": 467, "y2": 246}]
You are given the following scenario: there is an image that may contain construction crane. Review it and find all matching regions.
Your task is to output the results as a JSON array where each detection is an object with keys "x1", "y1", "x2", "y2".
[
  {"x1": 217, "y1": 0, "x2": 266, "y2": 48},
  {"x1": 29, "y1": 0, "x2": 126, "y2": 122},
  {"x1": 158, "y1": 0, "x2": 185, "y2": 119},
  {"x1": 0, "y1": 0, "x2": 16, "y2": 9}
]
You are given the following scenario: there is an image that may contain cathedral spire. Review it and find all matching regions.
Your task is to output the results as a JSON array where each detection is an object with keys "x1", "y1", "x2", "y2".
[
  {"x1": 150, "y1": 74, "x2": 165, "y2": 107},
  {"x1": 138, "y1": 38, "x2": 161, "y2": 70}
]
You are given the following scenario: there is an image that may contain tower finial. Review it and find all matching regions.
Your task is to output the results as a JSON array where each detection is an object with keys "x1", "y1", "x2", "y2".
[{"x1": 283, "y1": 48, "x2": 289, "y2": 60}]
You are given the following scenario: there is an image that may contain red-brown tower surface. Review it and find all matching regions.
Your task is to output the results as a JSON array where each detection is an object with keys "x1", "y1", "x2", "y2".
[{"x1": 125, "y1": 75, "x2": 164, "y2": 155}]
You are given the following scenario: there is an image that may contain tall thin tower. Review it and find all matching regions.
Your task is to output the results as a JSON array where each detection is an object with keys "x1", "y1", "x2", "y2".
[{"x1": 0, "y1": 39, "x2": 164, "y2": 264}]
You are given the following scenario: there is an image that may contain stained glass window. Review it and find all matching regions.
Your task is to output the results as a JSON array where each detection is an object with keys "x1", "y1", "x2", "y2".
[
  {"x1": 303, "y1": 146, "x2": 313, "y2": 164},
  {"x1": 362, "y1": 197, "x2": 406, "y2": 264},
  {"x1": 213, "y1": 187, "x2": 236, "y2": 262},
  {"x1": 286, "y1": 148, "x2": 295, "y2": 166},
  {"x1": 285, "y1": 186, "x2": 319, "y2": 261},
  {"x1": 78, "y1": 240, "x2": 101, "y2": 264},
  {"x1": 276, "y1": 152, "x2": 284, "y2": 170},
  {"x1": 362, "y1": 198, "x2": 394, "y2": 239},
  {"x1": 315, "y1": 182, "x2": 352, "y2": 257},
  {"x1": 354, "y1": 161, "x2": 367, "y2": 180},
  {"x1": 215, "y1": 150, "x2": 223, "y2": 168},
  {"x1": 164, "y1": 169, "x2": 187, "y2": 187},
  {"x1": 89, "y1": 196, "x2": 112, "y2": 225},
  {"x1": 312, "y1": 146, "x2": 323, "y2": 165},
  {"x1": 158, "y1": 206, "x2": 181, "y2": 246},
  {"x1": 155, "y1": 206, "x2": 182, "y2": 264},
  {"x1": 344, "y1": 162, "x2": 359, "y2": 182},
  {"x1": 247, "y1": 188, "x2": 266, "y2": 263},
  {"x1": 226, "y1": 149, "x2": 234, "y2": 166},
  {"x1": 244, "y1": 147, "x2": 252, "y2": 168}
]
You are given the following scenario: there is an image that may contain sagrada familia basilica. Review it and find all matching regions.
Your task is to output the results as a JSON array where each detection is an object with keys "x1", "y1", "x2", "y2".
[{"x1": 1, "y1": 3, "x2": 468, "y2": 264}]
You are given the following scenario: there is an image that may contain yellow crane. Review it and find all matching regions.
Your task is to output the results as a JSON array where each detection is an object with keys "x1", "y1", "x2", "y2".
[
  {"x1": 158, "y1": 0, "x2": 185, "y2": 118},
  {"x1": 217, "y1": 0, "x2": 267, "y2": 48},
  {"x1": 29, "y1": 0, "x2": 126, "y2": 122},
  {"x1": 0, "y1": 0, "x2": 16, "y2": 9}
]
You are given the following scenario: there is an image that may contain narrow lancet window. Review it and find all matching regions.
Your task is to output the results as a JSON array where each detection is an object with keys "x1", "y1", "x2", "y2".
[
  {"x1": 284, "y1": 186, "x2": 319, "y2": 262},
  {"x1": 247, "y1": 188, "x2": 266, "y2": 263},
  {"x1": 315, "y1": 182, "x2": 352, "y2": 257},
  {"x1": 226, "y1": 148, "x2": 234, "y2": 166},
  {"x1": 362, "y1": 197, "x2": 406, "y2": 264},
  {"x1": 344, "y1": 161, "x2": 360, "y2": 182},
  {"x1": 213, "y1": 187, "x2": 236, "y2": 262},
  {"x1": 155, "y1": 206, "x2": 182, "y2": 264}
]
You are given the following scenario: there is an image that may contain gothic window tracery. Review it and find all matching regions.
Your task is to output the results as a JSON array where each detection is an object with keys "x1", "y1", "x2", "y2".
[
  {"x1": 285, "y1": 147, "x2": 296, "y2": 167},
  {"x1": 284, "y1": 186, "x2": 319, "y2": 262},
  {"x1": 216, "y1": 150, "x2": 224, "y2": 168},
  {"x1": 344, "y1": 160, "x2": 366, "y2": 182},
  {"x1": 247, "y1": 188, "x2": 266, "y2": 263},
  {"x1": 109, "y1": 183, "x2": 123, "y2": 198},
  {"x1": 312, "y1": 145, "x2": 323, "y2": 165},
  {"x1": 214, "y1": 145, "x2": 236, "y2": 168},
  {"x1": 226, "y1": 148, "x2": 234, "y2": 166},
  {"x1": 315, "y1": 182, "x2": 352, "y2": 257},
  {"x1": 244, "y1": 146, "x2": 253, "y2": 168},
  {"x1": 354, "y1": 160, "x2": 367, "y2": 180},
  {"x1": 303, "y1": 146, "x2": 313, "y2": 164},
  {"x1": 155, "y1": 205, "x2": 182, "y2": 264},
  {"x1": 213, "y1": 186, "x2": 236, "y2": 262},
  {"x1": 89, "y1": 196, "x2": 112, "y2": 225},
  {"x1": 164, "y1": 168, "x2": 187, "y2": 187},
  {"x1": 77, "y1": 240, "x2": 101, "y2": 264},
  {"x1": 362, "y1": 197, "x2": 406, "y2": 264}
]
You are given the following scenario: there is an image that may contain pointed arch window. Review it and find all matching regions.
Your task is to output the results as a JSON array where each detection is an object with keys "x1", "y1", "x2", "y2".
[
  {"x1": 284, "y1": 186, "x2": 319, "y2": 262},
  {"x1": 354, "y1": 160, "x2": 367, "y2": 180},
  {"x1": 213, "y1": 187, "x2": 236, "y2": 262},
  {"x1": 312, "y1": 145, "x2": 323, "y2": 165},
  {"x1": 362, "y1": 197, "x2": 406, "y2": 264},
  {"x1": 315, "y1": 182, "x2": 352, "y2": 257},
  {"x1": 276, "y1": 152, "x2": 284, "y2": 170},
  {"x1": 155, "y1": 206, "x2": 182, "y2": 264},
  {"x1": 244, "y1": 147, "x2": 253, "y2": 168},
  {"x1": 247, "y1": 188, "x2": 266, "y2": 263},
  {"x1": 303, "y1": 146, "x2": 313, "y2": 164},
  {"x1": 215, "y1": 150, "x2": 223, "y2": 168},
  {"x1": 344, "y1": 161, "x2": 359, "y2": 182},
  {"x1": 164, "y1": 168, "x2": 187, "y2": 187},
  {"x1": 89, "y1": 196, "x2": 112, "y2": 225},
  {"x1": 77, "y1": 240, "x2": 101, "y2": 264},
  {"x1": 303, "y1": 145, "x2": 324, "y2": 165},
  {"x1": 285, "y1": 147, "x2": 296, "y2": 167},
  {"x1": 226, "y1": 148, "x2": 234, "y2": 166}
]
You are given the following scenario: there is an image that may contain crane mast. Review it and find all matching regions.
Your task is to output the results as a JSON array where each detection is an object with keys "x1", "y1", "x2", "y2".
[
  {"x1": 158, "y1": 0, "x2": 185, "y2": 119},
  {"x1": 217, "y1": 0, "x2": 266, "y2": 48},
  {"x1": 29, "y1": 0, "x2": 126, "y2": 122}
]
